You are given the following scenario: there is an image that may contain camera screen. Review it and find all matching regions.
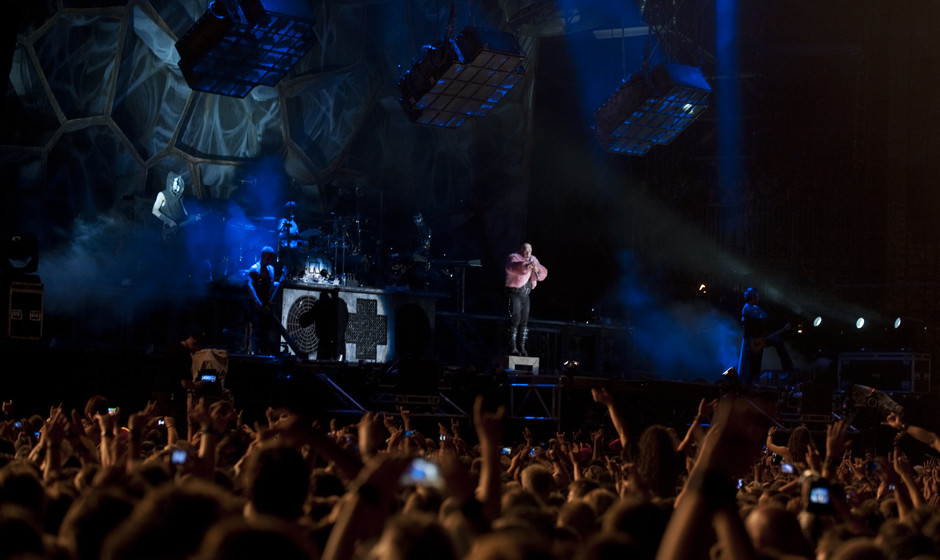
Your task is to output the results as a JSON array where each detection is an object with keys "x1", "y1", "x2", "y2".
[
  {"x1": 200, "y1": 374, "x2": 217, "y2": 383},
  {"x1": 809, "y1": 486, "x2": 830, "y2": 504},
  {"x1": 171, "y1": 449, "x2": 187, "y2": 465},
  {"x1": 398, "y1": 458, "x2": 443, "y2": 488}
]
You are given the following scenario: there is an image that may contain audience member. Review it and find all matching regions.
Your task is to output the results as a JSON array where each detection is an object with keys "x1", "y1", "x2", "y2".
[{"x1": 2, "y1": 381, "x2": 940, "y2": 560}]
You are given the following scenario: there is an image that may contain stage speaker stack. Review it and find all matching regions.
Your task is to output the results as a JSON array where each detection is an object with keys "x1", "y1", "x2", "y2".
[
  {"x1": 7, "y1": 281, "x2": 43, "y2": 339},
  {"x1": 838, "y1": 352, "x2": 931, "y2": 393},
  {"x1": 2, "y1": 232, "x2": 42, "y2": 340}
]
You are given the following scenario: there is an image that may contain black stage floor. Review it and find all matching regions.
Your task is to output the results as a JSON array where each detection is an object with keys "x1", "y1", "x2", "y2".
[
  {"x1": 2, "y1": 278, "x2": 938, "y2": 452},
  {"x1": 3, "y1": 334, "x2": 936, "y2": 457}
]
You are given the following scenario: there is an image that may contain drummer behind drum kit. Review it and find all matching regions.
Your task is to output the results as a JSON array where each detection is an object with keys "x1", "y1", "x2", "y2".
[{"x1": 281, "y1": 215, "x2": 369, "y2": 286}]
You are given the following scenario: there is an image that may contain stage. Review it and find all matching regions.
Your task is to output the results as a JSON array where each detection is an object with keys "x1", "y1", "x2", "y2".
[{"x1": 2, "y1": 278, "x2": 939, "y2": 454}]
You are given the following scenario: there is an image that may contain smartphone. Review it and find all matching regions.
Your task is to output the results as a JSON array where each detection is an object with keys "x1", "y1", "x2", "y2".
[
  {"x1": 398, "y1": 457, "x2": 444, "y2": 488},
  {"x1": 781, "y1": 463, "x2": 795, "y2": 474},
  {"x1": 200, "y1": 374, "x2": 217, "y2": 383},
  {"x1": 107, "y1": 407, "x2": 117, "y2": 415},
  {"x1": 171, "y1": 449, "x2": 188, "y2": 465},
  {"x1": 528, "y1": 448, "x2": 536, "y2": 457},
  {"x1": 737, "y1": 479, "x2": 745, "y2": 489},
  {"x1": 403, "y1": 430, "x2": 413, "y2": 437},
  {"x1": 157, "y1": 419, "x2": 166, "y2": 426},
  {"x1": 501, "y1": 447, "x2": 512, "y2": 455},
  {"x1": 13, "y1": 421, "x2": 22, "y2": 429},
  {"x1": 807, "y1": 480, "x2": 834, "y2": 514}
]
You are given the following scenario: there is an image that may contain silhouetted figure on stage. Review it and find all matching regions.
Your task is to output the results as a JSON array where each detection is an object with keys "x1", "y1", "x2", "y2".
[
  {"x1": 311, "y1": 290, "x2": 348, "y2": 360},
  {"x1": 393, "y1": 211, "x2": 432, "y2": 289},
  {"x1": 277, "y1": 201, "x2": 302, "y2": 278},
  {"x1": 247, "y1": 246, "x2": 281, "y2": 356},
  {"x1": 153, "y1": 327, "x2": 204, "y2": 427},
  {"x1": 737, "y1": 287, "x2": 792, "y2": 385},
  {"x1": 504, "y1": 242, "x2": 548, "y2": 356}
]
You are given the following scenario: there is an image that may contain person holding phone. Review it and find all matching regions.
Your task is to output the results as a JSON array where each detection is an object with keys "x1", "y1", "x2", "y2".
[
  {"x1": 153, "y1": 327, "x2": 205, "y2": 428},
  {"x1": 765, "y1": 424, "x2": 816, "y2": 473}
]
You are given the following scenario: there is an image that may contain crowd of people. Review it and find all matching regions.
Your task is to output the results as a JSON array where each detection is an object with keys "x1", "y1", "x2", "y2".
[{"x1": 1, "y1": 383, "x2": 940, "y2": 560}]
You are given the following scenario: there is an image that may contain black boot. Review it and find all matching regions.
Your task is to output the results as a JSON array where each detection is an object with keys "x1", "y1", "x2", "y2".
[
  {"x1": 519, "y1": 327, "x2": 529, "y2": 357},
  {"x1": 508, "y1": 328, "x2": 520, "y2": 356}
]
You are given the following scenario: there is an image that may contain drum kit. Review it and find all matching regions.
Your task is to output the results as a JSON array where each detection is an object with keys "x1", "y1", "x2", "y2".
[
  {"x1": 276, "y1": 214, "x2": 370, "y2": 286},
  {"x1": 218, "y1": 207, "x2": 450, "y2": 290}
]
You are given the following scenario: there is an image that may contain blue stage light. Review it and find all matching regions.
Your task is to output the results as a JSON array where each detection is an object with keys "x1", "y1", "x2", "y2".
[
  {"x1": 593, "y1": 61, "x2": 710, "y2": 155},
  {"x1": 398, "y1": 27, "x2": 526, "y2": 128},
  {"x1": 175, "y1": 0, "x2": 317, "y2": 98}
]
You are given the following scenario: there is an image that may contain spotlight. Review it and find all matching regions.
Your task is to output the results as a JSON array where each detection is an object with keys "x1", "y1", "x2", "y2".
[
  {"x1": 398, "y1": 26, "x2": 526, "y2": 128},
  {"x1": 175, "y1": 0, "x2": 318, "y2": 98},
  {"x1": 813, "y1": 316, "x2": 823, "y2": 327},
  {"x1": 856, "y1": 317, "x2": 865, "y2": 329},
  {"x1": 894, "y1": 317, "x2": 902, "y2": 329},
  {"x1": 593, "y1": 61, "x2": 710, "y2": 155}
]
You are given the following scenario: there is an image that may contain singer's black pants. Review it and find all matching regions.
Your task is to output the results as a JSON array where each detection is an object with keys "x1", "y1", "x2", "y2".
[{"x1": 507, "y1": 285, "x2": 531, "y2": 331}]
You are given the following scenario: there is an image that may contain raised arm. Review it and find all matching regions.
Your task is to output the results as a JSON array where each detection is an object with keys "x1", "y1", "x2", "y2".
[
  {"x1": 658, "y1": 394, "x2": 773, "y2": 560},
  {"x1": 884, "y1": 412, "x2": 940, "y2": 453},
  {"x1": 592, "y1": 387, "x2": 630, "y2": 449},
  {"x1": 764, "y1": 426, "x2": 788, "y2": 459},
  {"x1": 473, "y1": 395, "x2": 506, "y2": 522},
  {"x1": 678, "y1": 398, "x2": 717, "y2": 457}
]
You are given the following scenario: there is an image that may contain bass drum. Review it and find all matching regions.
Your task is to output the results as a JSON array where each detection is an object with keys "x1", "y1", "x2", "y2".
[{"x1": 302, "y1": 253, "x2": 333, "y2": 283}]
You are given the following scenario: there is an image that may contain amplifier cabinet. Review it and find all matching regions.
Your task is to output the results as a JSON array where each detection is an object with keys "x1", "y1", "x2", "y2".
[
  {"x1": 838, "y1": 352, "x2": 930, "y2": 393},
  {"x1": 8, "y1": 282, "x2": 43, "y2": 340}
]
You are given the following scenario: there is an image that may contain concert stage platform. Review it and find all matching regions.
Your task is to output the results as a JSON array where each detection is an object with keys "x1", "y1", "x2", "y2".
[{"x1": 2, "y1": 282, "x2": 938, "y2": 453}]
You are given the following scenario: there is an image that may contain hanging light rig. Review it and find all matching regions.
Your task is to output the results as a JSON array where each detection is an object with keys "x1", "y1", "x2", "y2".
[
  {"x1": 398, "y1": 4, "x2": 526, "y2": 128},
  {"x1": 593, "y1": 30, "x2": 711, "y2": 155}
]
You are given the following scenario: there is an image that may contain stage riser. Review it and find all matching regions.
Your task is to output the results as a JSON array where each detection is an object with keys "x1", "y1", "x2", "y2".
[{"x1": 281, "y1": 285, "x2": 436, "y2": 362}]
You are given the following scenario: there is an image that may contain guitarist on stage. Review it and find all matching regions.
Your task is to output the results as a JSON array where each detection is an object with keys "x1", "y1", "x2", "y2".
[
  {"x1": 247, "y1": 246, "x2": 281, "y2": 356},
  {"x1": 152, "y1": 171, "x2": 190, "y2": 233},
  {"x1": 737, "y1": 287, "x2": 793, "y2": 385}
]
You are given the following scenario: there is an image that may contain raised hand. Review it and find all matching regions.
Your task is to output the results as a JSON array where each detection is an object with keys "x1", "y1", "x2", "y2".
[
  {"x1": 825, "y1": 417, "x2": 851, "y2": 462},
  {"x1": 473, "y1": 395, "x2": 505, "y2": 450},
  {"x1": 697, "y1": 398, "x2": 718, "y2": 420},
  {"x1": 591, "y1": 387, "x2": 614, "y2": 406},
  {"x1": 882, "y1": 412, "x2": 904, "y2": 431}
]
